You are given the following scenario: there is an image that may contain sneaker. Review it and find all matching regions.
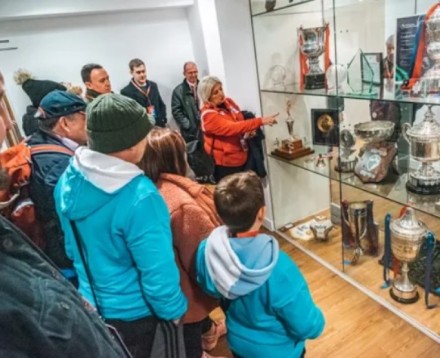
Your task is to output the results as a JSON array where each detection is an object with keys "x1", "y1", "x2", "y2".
[{"x1": 201, "y1": 319, "x2": 227, "y2": 352}]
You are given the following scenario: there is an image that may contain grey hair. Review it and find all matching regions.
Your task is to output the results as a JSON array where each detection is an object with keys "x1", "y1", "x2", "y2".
[
  {"x1": 386, "y1": 34, "x2": 394, "y2": 47},
  {"x1": 197, "y1": 75, "x2": 222, "y2": 105}
]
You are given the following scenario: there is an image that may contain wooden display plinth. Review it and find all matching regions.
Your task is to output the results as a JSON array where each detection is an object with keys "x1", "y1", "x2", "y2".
[
  {"x1": 271, "y1": 146, "x2": 314, "y2": 160},
  {"x1": 271, "y1": 138, "x2": 314, "y2": 160}
]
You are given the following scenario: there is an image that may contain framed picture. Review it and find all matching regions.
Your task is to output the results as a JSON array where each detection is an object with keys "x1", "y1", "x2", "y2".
[
  {"x1": 311, "y1": 109, "x2": 339, "y2": 147},
  {"x1": 361, "y1": 52, "x2": 383, "y2": 86}
]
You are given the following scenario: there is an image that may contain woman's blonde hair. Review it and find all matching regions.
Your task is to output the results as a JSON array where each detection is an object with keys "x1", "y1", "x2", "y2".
[
  {"x1": 197, "y1": 75, "x2": 222, "y2": 105},
  {"x1": 140, "y1": 127, "x2": 188, "y2": 183},
  {"x1": 13, "y1": 69, "x2": 33, "y2": 85}
]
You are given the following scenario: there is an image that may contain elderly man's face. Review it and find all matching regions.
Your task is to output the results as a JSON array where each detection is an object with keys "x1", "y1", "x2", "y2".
[
  {"x1": 86, "y1": 68, "x2": 111, "y2": 94},
  {"x1": 184, "y1": 63, "x2": 198, "y2": 85}
]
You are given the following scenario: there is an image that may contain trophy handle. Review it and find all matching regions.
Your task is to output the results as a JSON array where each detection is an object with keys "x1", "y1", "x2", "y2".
[{"x1": 401, "y1": 122, "x2": 411, "y2": 144}]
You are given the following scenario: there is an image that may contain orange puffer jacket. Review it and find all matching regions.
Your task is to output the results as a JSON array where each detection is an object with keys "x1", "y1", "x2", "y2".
[{"x1": 201, "y1": 98, "x2": 263, "y2": 167}]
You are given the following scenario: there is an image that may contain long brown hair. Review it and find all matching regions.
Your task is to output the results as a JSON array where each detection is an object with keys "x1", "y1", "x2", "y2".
[{"x1": 141, "y1": 127, "x2": 188, "y2": 183}]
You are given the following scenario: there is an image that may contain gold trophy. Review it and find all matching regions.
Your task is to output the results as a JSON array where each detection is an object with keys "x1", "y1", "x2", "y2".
[{"x1": 272, "y1": 100, "x2": 314, "y2": 160}]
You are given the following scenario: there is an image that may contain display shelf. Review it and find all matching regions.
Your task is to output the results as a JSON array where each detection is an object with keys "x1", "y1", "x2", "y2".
[
  {"x1": 251, "y1": 0, "x2": 317, "y2": 17},
  {"x1": 276, "y1": 209, "x2": 440, "y2": 344},
  {"x1": 261, "y1": 85, "x2": 440, "y2": 107},
  {"x1": 267, "y1": 150, "x2": 353, "y2": 182}
]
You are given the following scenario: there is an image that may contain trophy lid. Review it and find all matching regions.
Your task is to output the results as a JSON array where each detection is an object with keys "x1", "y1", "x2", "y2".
[
  {"x1": 406, "y1": 106, "x2": 440, "y2": 139},
  {"x1": 390, "y1": 207, "x2": 427, "y2": 238}
]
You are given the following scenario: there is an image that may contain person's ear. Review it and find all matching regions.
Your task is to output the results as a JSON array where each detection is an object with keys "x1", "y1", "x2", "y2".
[
  {"x1": 257, "y1": 206, "x2": 266, "y2": 223},
  {"x1": 85, "y1": 81, "x2": 93, "y2": 90}
]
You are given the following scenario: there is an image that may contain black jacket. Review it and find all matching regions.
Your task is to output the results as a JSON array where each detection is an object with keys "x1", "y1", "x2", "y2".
[
  {"x1": 27, "y1": 129, "x2": 74, "y2": 269},
  {"x1": 171, "y1": 79, "x2": 200, "y2": 142},
  {"x1": 0, "y1": 216, "x2": 124, "y2": 357},
  {"x1": 22, "y1": 105, "x2": 39, "y2": 136},
  {"x1": 242, "y1": 110, "x2": 267, "y2": 178},
  {"x1": 121, "y1": 80, "x2": 167, "y2": 127}
]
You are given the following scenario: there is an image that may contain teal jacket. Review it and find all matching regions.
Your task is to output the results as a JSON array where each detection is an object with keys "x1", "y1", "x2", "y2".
[
  {"x1": 54, "y1": 147, "x2": 187, "y2": 321},
  {"x1": 196, "y1": 226, "x2": 324, "y2": 358}
]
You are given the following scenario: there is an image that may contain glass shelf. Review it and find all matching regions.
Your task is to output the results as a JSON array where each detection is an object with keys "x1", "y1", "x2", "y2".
[
  {"x1": 251, "y1": 0, "x2": 322, "y2": 17},
  {"x1": 260, "y1": 84, "x2": 440, "y2": 107},
  {"x1": 267, "y1": 151, "x2": 353, "y2": 182}
]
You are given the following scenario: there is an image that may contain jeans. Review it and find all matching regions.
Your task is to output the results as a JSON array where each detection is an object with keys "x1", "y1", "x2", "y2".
[{"x1": 183, "y1": 317, "x2": 212, "y2": 358}]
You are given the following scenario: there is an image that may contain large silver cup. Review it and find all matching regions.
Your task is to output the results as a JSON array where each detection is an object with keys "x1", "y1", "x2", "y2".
[
  {"x1": 421, "y1": 7, "x2": 440, "y2": 93},
  {"x1": 298, "y1": 25, "x2": 327, "y2": 89},
  {"x1": 342, "y1": 202, "x2": 368, "y2": 263},
  {"x1": 390, "y1": 208, "x2": 427, "y2": 304},
  {"x1": 402, "y1": 106, "x2": 440, "y2": 194}
]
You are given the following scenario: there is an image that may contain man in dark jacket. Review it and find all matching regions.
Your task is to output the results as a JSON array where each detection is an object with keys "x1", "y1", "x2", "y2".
[
  {"x1": 120, "y1": 58, "x2": 167, "y2": 127},
  {"x1": 171, "y1": 61, "x2": 200, "y2": 142},
  {"x1": 28, "y1": 90, "x2": 87, "y2": 282},
  {"x1": 0, "y1": 215, "x2": 124, "y2": 357}
]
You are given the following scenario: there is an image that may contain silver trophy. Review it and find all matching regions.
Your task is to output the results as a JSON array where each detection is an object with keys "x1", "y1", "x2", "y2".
[
  {"x1": 403, "y1": 106, "x2": 440, "y2": 195},
  {"x1": 336, "y1": 125, "x2": 357, "y2": 172},
  {"x1": 390, "y1": 208, "x2": 427, "y2": 304},
  {"x1": 342, "y1": 201, "x2": 367, "y2": 264},
  {"x1": 310, "y1": 215, "x2": 334, "y2": 241},
  {"x1": 298, "y1": 24, "x2": 328, "y2": 89},
  {"x1": 285, "y1": 100, "x2": 295, "y2": 142},
  {"x1": 421, "y1": 6, "x2": 440, "y2": 94}
]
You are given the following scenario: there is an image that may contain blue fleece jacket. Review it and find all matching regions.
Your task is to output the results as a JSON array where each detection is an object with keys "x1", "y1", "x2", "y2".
[
  {"x1": 196, "y1": 226, "x2": 325, "y2": 358},
  {"x1": 54, "y1": 147, "x2": 187, "y2": 321}
]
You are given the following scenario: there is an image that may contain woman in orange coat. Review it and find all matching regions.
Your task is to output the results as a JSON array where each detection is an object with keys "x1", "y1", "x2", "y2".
[
  {"x1": 198, "y1": 76, "x2": 277, "y2": 182},
  {"x1": 141, "y1": 128, "x2": 225, "y2": 358}
]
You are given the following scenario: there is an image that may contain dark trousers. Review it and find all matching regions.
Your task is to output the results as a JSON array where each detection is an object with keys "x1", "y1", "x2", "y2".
[
  {"x1": 183, "y1": 317, "x2": 212, "y2": 358},
  {"x1": 105, "y1": 316, "x2": 157, "y2": 358},
  {"x1": 214, "y1": 165, "x2": 246, "y2": 182}
]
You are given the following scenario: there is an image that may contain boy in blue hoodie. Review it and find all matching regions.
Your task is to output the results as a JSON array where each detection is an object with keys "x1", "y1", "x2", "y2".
[{"x1": 196, "y1": 171, "x2": 325, "y2": 358}]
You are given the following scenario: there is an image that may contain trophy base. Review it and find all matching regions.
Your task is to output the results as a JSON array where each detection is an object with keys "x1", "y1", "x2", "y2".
[
  {"x1": 335, "y1": 157, "x2": 357, "y2": 172},
  {"x1": 390, "y1": 286, "x2": 419, "y2": 304},
  {"x1": 304, "y1": 73, "x2": 325, "y2": 90},
  {"x1": 271, "y1": 147, "x2": 314, "y2": 160},
  {"x1": 406, "y1": 180, "x2": 440, "y2": 195}
]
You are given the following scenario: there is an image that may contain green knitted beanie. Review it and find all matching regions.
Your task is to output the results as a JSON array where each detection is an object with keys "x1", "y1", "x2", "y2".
[{"x1": 86, "y1": 93, "x2": 152, "y2": 153}]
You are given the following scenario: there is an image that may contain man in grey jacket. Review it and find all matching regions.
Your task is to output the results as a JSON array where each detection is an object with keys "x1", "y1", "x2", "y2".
[{"x1": 171, "y1": 62, "x2": 200, "y2": 143}]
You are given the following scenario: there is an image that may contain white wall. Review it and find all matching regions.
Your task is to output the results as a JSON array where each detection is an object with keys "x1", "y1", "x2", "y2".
[{"x1": 0, "y1": 8, "x2": 195, "y2": 127}]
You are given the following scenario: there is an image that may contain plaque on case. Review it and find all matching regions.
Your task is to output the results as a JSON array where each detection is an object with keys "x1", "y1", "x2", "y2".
[
  {"x1": 271, "y1": 100, "x2": 314, "y2": 160},
  {"x1": 311, "y1": 109, "x2": 339, "y2": 147}
]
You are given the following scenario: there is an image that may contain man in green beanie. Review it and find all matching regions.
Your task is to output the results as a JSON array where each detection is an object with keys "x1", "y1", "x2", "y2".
[{"x1": 54, "y1": 94, "x2": 187, "y2": 357}]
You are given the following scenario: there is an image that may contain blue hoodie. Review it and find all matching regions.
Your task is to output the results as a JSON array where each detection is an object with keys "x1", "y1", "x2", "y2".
[
  {"x1": 197, "y1": 226, "x2": 325, "y2": 358},
  {"x1": 54, "y1": 147, "x2": 187, "y2": 321}
]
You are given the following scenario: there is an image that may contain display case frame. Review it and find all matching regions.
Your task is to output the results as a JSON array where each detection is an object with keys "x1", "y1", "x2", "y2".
[{"x1": 250, "y1": 0, "x2": 440, "y2": 344}]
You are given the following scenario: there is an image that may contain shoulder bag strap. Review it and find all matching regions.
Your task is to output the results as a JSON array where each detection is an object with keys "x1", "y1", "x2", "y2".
[
  {"x1": 30, "y1": 144, "x2": 74, "y2": 156},
  {"x1": 70, "y1": 220, "x2": 102, "y2": 317}
]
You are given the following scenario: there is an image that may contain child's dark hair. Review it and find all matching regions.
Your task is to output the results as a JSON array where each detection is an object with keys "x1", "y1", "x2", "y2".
[{"x1": 214, "y1": 171, "x2": 265, "y2": 234}]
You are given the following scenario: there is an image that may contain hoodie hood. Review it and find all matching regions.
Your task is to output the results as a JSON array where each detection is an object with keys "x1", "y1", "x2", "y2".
[
  {"x1": 205, "y1": 226, "x2": 279, "y2": 300},
  {"x1": 56, "y1": 146, "x2": 143, "y2": 220}
]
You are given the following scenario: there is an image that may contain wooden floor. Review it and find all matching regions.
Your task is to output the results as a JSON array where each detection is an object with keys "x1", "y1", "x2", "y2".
[{"x1": 209, "y1": 237, "x2": 440, "y2": 357}]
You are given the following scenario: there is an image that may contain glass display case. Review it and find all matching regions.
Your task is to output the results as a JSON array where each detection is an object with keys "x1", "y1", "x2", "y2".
[{"x1": 250, "y1": 0, "x2": 440, "y2": 343}]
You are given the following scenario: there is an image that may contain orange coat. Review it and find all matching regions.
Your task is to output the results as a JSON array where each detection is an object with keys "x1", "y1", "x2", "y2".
[
  {"x1": 157, "y1": 173, "x2": 221, "y2": 323},
  {"x1": 201, "y1": 98, "x2": 263, "y2": 167}
]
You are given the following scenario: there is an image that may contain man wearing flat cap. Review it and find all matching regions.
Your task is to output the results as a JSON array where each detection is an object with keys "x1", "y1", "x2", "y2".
[{"x1": 28, "y1": 90, "x2": 87, "y2": 283}]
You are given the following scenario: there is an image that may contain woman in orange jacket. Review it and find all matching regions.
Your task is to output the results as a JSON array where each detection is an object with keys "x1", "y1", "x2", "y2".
[{"x1": 198, "y1": 76, "x2": 278, "y2": 182}]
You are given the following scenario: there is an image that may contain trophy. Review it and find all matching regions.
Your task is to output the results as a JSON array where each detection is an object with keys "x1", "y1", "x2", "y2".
[
  {"x1": 335, "y1": 125, "x2": 357, "y2": 172},
  {"x1": 271, "y1": 100, "x2": 314, "y2": 160},
  {"x1": 388, "y1": 208, "x2": 427, "y2": 303},
  {"x1": 341, "y1": 200, "x2": 378, "y2": 265},
  {"x1": 354, "y1": 121, "x2": 396, "y2": 183},
  {"x1": 310, "y1": 215, "x2": 334, "y2": 241},
  {"x1": 420, "y1": 6, "x2": 440, "y2": 94},
  {"x1": 403, "y1": 106, "x2": 440, "y2": 195},
  {"x1": 298, "y1": 24, "x2": 328, "y2": 90}
]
